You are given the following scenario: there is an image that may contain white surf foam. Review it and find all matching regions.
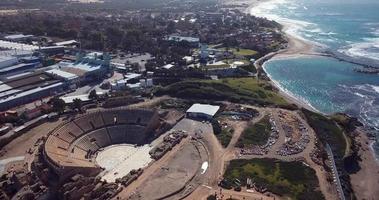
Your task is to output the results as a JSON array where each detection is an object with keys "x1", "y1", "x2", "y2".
[
  {"x1": 340, "y1": 38, "x2": 379, "y2": 61},
  {"x1": 250, "y1": 0, "x2": 325, "y2": 48},
  {"x1": 370, "y1": 84, "x2": 379, "y2": 94}
]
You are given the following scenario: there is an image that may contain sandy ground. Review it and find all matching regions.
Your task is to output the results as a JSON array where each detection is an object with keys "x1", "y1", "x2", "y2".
[
  {"x1": 0, "y1": 118, "x2": 64, "y2": 159},
  {"x1": 350, "y1": 129, "x2": 379, "y2": 199}
]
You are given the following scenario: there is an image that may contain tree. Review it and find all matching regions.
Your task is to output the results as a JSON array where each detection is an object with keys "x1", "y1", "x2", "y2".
[
  {"x1": 89, "y1": 90, "x2": 98, "y2": 100},
  {"x1": 72, "y1": 98, "x2": 82, "y2": 111},
  {"x1": 50, "y1": 97, "x2": 66, "y2": 114}
]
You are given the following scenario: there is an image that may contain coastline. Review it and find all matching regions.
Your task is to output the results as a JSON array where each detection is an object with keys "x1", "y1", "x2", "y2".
[
  {"x1": 349, "y1": 128, "x2": 379, "y2": 198},
  {"x1": 243, "y1": 0, "x2": 379, "y2": 198}
]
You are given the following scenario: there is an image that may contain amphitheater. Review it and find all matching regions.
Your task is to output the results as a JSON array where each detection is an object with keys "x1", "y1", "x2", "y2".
[{"x1": 43, "y1": 108, "x2": 160, "y2": 181}]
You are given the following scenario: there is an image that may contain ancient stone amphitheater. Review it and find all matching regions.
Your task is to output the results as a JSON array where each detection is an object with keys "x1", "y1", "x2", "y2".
[{"x1": 43, "y1": 108, "x2": 160, "y2": 180}]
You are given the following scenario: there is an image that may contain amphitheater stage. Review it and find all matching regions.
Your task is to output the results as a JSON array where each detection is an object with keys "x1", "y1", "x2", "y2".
[
  {"x1": 128, "y1": 140, "x2": 209, "y2": 200},
  {"x1": 96, "y1": 144, "x2": 153, "y2": 182}
]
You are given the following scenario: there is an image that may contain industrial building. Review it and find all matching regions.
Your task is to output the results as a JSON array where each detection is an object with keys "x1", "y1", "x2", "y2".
[
  {"x1": 50, "y1": 52, "x2": 111, "y2": 83},
  {"x1": 186, "y1": 103, "x2": 220, "y2": 120},
  {"x1": 0, "y1": 55, "x2": 41, "y2": 77},
  {"x1": 0, "y1": 72, "x2": 66, "y2": 111}
]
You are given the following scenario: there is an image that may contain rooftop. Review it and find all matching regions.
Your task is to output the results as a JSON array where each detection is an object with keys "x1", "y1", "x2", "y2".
[
  {"x1": 54, "y1": 40, "x2": 78, "y2": 46},
  {"x1": 167, "y1": 35, "x2": 200, "y2": 43},
  {"x1": 162, "y1": 64, "x2": 174, "y2": 69},
  {"x1": 186, "y1": 103, "x2": 220, "y2": 117},
  {"x1": 4, "y1": 34, "x2": 33, "y2": 40},
  {"x1": 61, "y1": 94, "x2": 90, "y2": 104},
  {"x1": 46, "y1": 69, "x2": 79, "y2": 80},
  {"x1": 0, "y1": 40, "x2": 39, "y2": 51}
]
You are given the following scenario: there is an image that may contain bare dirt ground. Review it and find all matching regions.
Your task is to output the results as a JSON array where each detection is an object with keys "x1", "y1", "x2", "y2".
[
  {"x1": 350, "y1": 129, "x2": 379, "y2": 199},
  {"x1": 0, "y1": 118, "x2": 63, "y2": 159},
  {"x1": 129, "y1": 142, "x2": 201, "y2": 200},
  {"x1": 238, "y1": 108, "x2": 337, "y2": 200}
]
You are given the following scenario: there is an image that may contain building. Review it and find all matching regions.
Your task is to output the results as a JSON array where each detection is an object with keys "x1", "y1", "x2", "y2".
[
  {"x1": 50, "y1": 52, "x2": 111, "y2": 83},
  {"x1": 0, "y1": 40, "x2": 39, "y2": 51},
  {"x1": 0, "y1": 55, "x2": 41, "y2": 77},
  {"x1": 54, "y1": 40, "x2": 79, "y2": 48},
  {"x1": 161, "y1": 64, "x2": 175, "y2": 70},
  {"x1": 0, "y1": 72, "x2": 65, "y2": 111},
  {"x1": 45, "y1": 69, "x2": 79, "y2": 89},
  {"x1": 186, "y1": 103, "x2": 220, "y2": 120},
  {"x1": 38, "y1": 46, "x2": 65, "y2": 56},
  {"x1": 167, "y1": 35, "x2": 200, "y2": 47},
  {"x1": 111, "y1": 73, "x2": 142, "y2": 90},
  {"x1": 61, "y1": 94, "x2": 90, "y2": 104},
  {"x1": 4, "y1": 34, "x2": 34, "y2": 42},
  {"x1": 0, "y1": 55, "x2": 18, "y2": 69}
]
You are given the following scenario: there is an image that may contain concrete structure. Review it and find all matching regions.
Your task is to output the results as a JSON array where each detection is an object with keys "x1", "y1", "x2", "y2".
[
  {"x1": 186, "y1": 103, "x2": 220, "y2": 120},
  {"x1": 43, "y1": 108, "x2": 160, "y2": 181}
]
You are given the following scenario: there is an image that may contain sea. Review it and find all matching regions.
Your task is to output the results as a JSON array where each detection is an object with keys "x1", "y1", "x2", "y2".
[{"x1": 250, "y1": 0, "x2": 379, "y2": 158}]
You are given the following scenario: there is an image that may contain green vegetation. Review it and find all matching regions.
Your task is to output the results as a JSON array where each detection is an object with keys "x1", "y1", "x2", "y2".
[
  {"x1": 205, "y1": 63, "x2": 230, "y2": 69},
  {"x1": 237, "y1": 115, "x2": 271, "y2": 147},
  {"x1": 301, "y1": 108, "x2": 347, "y2": 158},
  {"x1": 216, "y1": 128, "x2": 234, "y2": 148},
  {"x1": 223, "y1": 158, "x2": 325, "y2": 200},
  {"x1": 50, "y1": 97, "x2": 66, "y2": 114},
  {"x1": 155, "y1": 78, "x2": 292, "y2": 108},
  {"x1": 239, "y1": 64, "x2": 257, "y2": 74},
  {"x1": 218, "y1": 48, "x2": 258, "y2": 57}
]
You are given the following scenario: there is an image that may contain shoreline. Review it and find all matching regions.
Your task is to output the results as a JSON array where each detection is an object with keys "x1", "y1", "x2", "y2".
[{"x1": 242, "y1": 0, "x2": 379, "y2": 198}]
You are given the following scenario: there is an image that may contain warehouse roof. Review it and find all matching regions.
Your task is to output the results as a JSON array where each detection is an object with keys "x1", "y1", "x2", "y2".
[
  {"x1": 186, "y1": 103, "x2": 220, "y2": 117},
  {"x1": 46, "y1": 69, "x2": 78, "y2": 80}
]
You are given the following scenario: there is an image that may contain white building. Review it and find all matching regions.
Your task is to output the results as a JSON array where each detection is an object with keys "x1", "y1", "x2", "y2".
[{"x1": 186, "y1": 103, "x2": 220, "y2": 120}]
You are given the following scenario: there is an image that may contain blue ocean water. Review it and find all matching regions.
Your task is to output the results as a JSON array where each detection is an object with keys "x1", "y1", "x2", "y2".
[{"x1": 251, "y1": 0, "x2": 379, "y2": 156}]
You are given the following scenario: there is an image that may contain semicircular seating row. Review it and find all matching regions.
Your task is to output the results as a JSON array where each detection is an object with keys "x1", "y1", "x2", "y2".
[{"x1": 44, "y1": 109, "x2": 156, "y2": 169}]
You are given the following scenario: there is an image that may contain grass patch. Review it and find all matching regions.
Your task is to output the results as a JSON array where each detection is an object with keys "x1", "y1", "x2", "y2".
[
  {"x1": 239, "y1": 64, "x2": 257, "y2": 74},
  {"x1": 218, "y1": 47, "x2": 258, "y2": 57},
  {"x1": 216, "y1": 128, "x2": 234, "y2": 148},
  {"x1": 205, "y1": 63, "x2": 230, "y2": 69},
  {"x1": 301, "y1": 108, "x2": 347, "y2": 158},
  {"x1": 223, "y1": 158, "x2": 325, "y2": 200},
  {"x1": 154, "y1": 78, "x2": 293, "y2": 109},
  {"x1": 237, "y1": 115, "x2": 271, "y2": 147}
]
